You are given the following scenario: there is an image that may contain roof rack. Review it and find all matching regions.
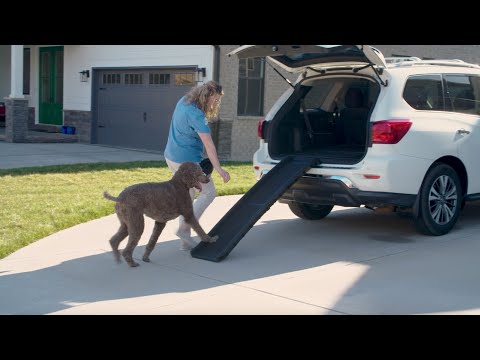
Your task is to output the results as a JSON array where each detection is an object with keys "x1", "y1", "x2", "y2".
[
  {"x1": 386, "y1": 57, "x2": 480, "y2": 69},
  {"x1": 385, "y1": 56, "x2": 421, "y2": 64}
]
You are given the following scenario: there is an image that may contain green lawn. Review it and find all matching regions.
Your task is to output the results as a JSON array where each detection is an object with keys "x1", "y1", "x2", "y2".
[{"x1": 0, "y1": 161, "x2": 256, "y2": 259}]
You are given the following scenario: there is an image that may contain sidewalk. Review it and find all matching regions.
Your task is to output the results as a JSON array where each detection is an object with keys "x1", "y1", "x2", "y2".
[{"x1": 0, "y1": 142, "x2": 164, "y2": 169}]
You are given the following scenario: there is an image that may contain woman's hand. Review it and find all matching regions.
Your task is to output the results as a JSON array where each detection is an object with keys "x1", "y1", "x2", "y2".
[
  {"x1": 218, "y1": 168, "x2": 230, "y2": 183},
  {"x1": 198, "y1": 133, "x2": 231, "y2": 183}
]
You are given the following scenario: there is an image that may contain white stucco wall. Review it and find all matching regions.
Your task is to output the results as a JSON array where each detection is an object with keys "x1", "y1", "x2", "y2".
[{"x1": 62, "y1": 45, "x2": 215, "y2": 112}]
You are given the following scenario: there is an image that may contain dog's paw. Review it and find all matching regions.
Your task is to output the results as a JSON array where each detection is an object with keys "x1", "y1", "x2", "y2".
[
  {"x1": 123, "y1": 253, "x2": 139, "y2": 267},
  {"x1": 142, "y1": 255, "x2": 150, "y2": 263},
  {"x1": 113, "y1": 251, "x2": 122, "y2": 263}
]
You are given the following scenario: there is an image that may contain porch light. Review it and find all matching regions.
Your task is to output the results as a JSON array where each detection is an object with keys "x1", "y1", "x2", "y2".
[
  {"x1": 196, "y1": 67, "x2": 206, "y2": 82},
  {"x1": 79, "y1": 70, "x2": 90, "y2": 82}
]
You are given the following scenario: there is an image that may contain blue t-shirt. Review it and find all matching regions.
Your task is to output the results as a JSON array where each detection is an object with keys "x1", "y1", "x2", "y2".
[{"x1": 164, "y1": 96, "x2": 211, "y2": 163}]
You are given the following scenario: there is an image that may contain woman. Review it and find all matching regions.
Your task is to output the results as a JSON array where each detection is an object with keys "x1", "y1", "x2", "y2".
[{"x1": 164, "y1": 80, "x2": 231, "y2": 250}]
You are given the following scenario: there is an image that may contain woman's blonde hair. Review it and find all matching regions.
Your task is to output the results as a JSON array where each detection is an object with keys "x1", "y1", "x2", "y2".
[{"x1": 185, "y1": 80, "x2": 223, "y2": 122}]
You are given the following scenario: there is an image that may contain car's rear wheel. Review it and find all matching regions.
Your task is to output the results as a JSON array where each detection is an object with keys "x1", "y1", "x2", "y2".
[
  {"x1": 414, "y1": 163, "x2": 462, "y2": 236},
  {"x1": 288, "y1": 202, "x2": 333, "y2": 220}
]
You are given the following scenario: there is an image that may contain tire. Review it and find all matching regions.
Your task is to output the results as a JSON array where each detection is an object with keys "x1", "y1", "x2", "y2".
[
  {"x1": 414, "y1": 163, "x2": 462, "y2": 236},
  {"x1": 288, "y1": 202, "x2": 333, "y2": 220}
]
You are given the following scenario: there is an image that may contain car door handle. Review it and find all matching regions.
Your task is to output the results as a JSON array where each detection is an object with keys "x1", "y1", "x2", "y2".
[{"x1": 457, "y1": 129, "x2": 470, "y2": 135}]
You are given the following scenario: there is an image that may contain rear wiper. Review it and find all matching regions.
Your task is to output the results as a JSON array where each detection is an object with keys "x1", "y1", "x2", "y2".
[{"x1": 265, "y1": 58, "x2": 294, "y2": 88}]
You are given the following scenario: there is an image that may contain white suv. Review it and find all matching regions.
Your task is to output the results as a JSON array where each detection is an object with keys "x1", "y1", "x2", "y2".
[{"x1": 229, "y1": 45, "x2": 480, "y2": 236}]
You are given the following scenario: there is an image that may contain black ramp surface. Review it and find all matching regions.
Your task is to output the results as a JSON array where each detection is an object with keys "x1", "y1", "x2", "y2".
[{"x1": 190, "y1": 155, "x2": 319, "y2": 262}]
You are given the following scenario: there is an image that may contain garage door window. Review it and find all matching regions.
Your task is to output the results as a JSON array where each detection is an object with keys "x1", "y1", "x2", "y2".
[
  {"x1": 175, "y1": 73, "x2": 196, "y2": 86},
  {"x1": 103, "y1": 73, "x2": 121, "y2": 85},
  {"x1": 125, "y1": 74, "x2": 143, "y2": 85},
  {"x1": 149, "y1": 73, "x2": 170, "y2": 85}
]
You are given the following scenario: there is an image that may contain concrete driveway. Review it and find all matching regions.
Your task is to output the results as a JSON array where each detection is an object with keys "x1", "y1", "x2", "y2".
[
  {"x1": 2, "y1": 141, "x2": 480, "y2": 314},
  {"x1": 1, "y1": 193, "x2": 480, "y2": 315}
]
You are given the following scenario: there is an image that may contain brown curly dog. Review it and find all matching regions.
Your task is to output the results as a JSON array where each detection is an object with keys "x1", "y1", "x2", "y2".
[{"x1": 103, "y1": 162, "x2": 218, "y2": 267}]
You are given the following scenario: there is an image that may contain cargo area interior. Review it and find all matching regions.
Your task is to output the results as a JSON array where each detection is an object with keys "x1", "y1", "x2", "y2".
[{"x1": 267, "y1": 76, "x2": 381, "y2": 164}]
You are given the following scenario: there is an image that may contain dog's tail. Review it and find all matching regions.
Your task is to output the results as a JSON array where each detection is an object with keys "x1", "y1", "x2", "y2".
[{"x1": 103, "y1": 191, "x2": 120, "y2": 202}]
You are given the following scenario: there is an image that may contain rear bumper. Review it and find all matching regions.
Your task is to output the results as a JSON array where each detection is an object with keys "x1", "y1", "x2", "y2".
[{"x1": 279, "y1": 175, "x2": 416, "y2": 208}]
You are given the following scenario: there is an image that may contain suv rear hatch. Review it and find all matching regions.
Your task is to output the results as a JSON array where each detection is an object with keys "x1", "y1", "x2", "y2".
[
  {"x1": 228, "y1": 45, "x2": 387, "y2": 73},
  {"x1": 228, "y1": 45, "x2": 386, "y2": 164}
]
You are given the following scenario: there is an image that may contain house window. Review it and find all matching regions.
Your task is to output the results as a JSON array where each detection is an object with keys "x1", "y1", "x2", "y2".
[
  {"x1": 237, "y1": 57, "x2": 265, "y2": 116},
  {"x1": 23, "y1": 48, "x2": 30, "y2": 95}
]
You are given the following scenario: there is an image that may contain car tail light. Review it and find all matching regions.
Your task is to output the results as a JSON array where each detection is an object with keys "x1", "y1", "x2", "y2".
[
  {"x1": 257, "y1": 118, "x2": 266, "y2": 139},
  {"x1": 372, "y1": 119, "x2": 412, "y2": 144}
]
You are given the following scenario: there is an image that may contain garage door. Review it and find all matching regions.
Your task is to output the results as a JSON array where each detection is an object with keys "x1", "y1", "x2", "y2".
[{"x1": 93, "y1": 67, "x2": 197, "y2": 151}]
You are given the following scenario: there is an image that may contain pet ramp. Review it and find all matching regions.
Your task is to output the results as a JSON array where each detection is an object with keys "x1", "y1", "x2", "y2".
[{"x1": 190, "y1": 155, "x2": 319, "y2": 262}]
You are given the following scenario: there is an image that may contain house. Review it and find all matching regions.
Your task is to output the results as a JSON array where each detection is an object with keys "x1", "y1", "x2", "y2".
[
  {"x1": 0, "y1": 45, "x2": 217, "y2": 152},
  {"x1": 2, "y1": 45, "x2": 480, "y2": 161}
]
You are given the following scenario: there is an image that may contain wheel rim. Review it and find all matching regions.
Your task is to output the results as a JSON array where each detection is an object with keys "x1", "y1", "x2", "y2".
[{"x1": 428, "y1": 175, "x2": 458, "y2": 225}]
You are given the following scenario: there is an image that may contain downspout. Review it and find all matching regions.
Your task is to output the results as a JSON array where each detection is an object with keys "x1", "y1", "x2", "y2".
[
  {"x1": 213, "y1": 45, "x2": 220, "y2": 82},
  {"x1": 212, "y1": 45, "x2": 221, "y2": 147}
]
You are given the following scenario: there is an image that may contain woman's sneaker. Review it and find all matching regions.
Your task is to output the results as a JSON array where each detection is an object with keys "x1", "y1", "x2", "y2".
[
  {"x1": 176, "y1": 229, "x2": 198, "y2": 251},
  {"x1": 179, "y1": 237, "x2": 198, "y2": 251}
]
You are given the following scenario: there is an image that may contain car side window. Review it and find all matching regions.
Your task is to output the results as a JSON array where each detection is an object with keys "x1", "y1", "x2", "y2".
[
  {"x1": 403, "y1": 75, "x2": 444, "y2": 111},
  {"x1": 472, "y1": 77, "x2": 480, "y2": 115},
  {"x1": 444, "y1": 74, "x2": 480, "y2": 115}
]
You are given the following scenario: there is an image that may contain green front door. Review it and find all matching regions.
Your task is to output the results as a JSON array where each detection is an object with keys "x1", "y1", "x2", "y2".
[{"x1": 39, "y1": 46, "x2": 64, "y2": 125}]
